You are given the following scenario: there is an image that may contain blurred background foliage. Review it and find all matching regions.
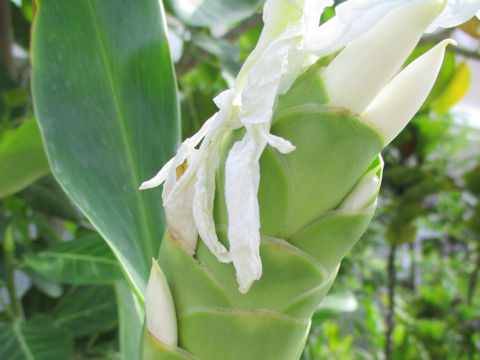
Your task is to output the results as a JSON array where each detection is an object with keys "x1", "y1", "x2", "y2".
[{"x1": 1, "y1": 0, "x2": 479, "y2": 358}]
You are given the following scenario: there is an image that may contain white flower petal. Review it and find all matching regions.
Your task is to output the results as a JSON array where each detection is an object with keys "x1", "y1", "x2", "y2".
[
  {"x1": 362, "y1": 39, "x2": 455, "y2": 145},
  {"x1": 163, "y1": 173, "x2": 198, "y2": 254},
  {"x1": 139, "y1": 158, "x2": 174, "y2": 190},
  {"x1": 323, "y1": 0, "x2": 445, "y2": 114},
  {"x1": 427, "y1": 0, "x2": 480, "y2": 32},
  {"x1": 306, "y1": 0, "x2": 416, "y2": 57},
  {"x1": 193, "y1": 148, "x2": 231, "y2": 263},
  {"x1": 264, "y1": 132, "x2": 296, "y2": 154},
  {"x1": 240, "y1": 23, "x2": 304, "y2": 126},
  {"x1": 225, "y1": 131, "x2": 263, "y2": 293}
]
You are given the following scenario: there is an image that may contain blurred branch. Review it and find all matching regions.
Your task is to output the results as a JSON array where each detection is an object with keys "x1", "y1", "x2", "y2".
[
  {"x1": 422, "y1": 29, "x2": 480, "y2": 61},
  {"x1": 451, "y1": 46, "x2": 480, "y2": 61},
  {"x1": 385, "y1": 244, "x2": 397, "y2": 360},
  {"x1": 0, "y1": 0, "x2": 15, "y2": 79},
  {"x1": 224, "y1": 13, "x2": 263, "y2": 41}
]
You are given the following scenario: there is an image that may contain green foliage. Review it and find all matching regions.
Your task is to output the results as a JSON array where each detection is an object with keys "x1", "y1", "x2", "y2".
[
  {"x1": 0, "y1": 120, "x2": 49, "y2": 199},
  {"x1": 31, "y1": 0, "x2": 179, "y2": 299},
  {"x1": 0, "y1": 316, "x2": 73, "y2": 360},
  {"x1": 169, "y1": 0, "x2": 263, "y2": 26},
  {"x1": 24, "y1": 234, "x2": 123, "y2": 285}
]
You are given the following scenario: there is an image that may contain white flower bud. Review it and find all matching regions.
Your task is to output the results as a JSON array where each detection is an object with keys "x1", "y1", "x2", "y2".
[
  {"x1": 145, "y1": 259, "x2": 177, "y2": 346},
  {"x1": 362, "y1": 39, "x2": 456, "y2": 145},
  {"x1": 323, "y1": 0, "x2": 445, "y2": 114}
]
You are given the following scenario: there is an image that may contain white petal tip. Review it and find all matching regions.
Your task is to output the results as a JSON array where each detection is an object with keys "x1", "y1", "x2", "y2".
[
  {"x1": 323, "y1": 0, "x2": 447, "y2": 114},
  {"x1": 145, "y1": 259, "x2": 178, "y2": 346},
  {"x1": 139, "y1": 179, "x2": 162, "y2": 190},
  {"x1": 362, "y1": 39, "x2": 453, "y2": 145},
  {"x1": 139, "y1": 182, "x2": 150, "y2": 190}
]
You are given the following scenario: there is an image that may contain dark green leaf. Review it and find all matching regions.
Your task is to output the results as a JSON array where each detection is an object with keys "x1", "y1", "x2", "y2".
[
  {"x1": 0, "y1": 316, "x2": 73, "y2": 360},
  {"x1": 19, "y1": 176, "x2": 81, "y2": 221},
  {"x1": 23, "y1": 268, "x2": 63, "y2": 298},
  {"x1": 0, "y1": 120, "x2": 50, "y2": 199},
  {"x1": 32, "y1": 0, "x2": 180, "y2": 299},
  {"x1": 24, "y1": 234, "x2": 123, "y2": 284},
  {"x1": 53, "y1": 285, "x2": 117, "y2": 336}
]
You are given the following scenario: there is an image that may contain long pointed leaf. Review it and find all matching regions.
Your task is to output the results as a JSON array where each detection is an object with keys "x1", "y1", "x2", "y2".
[{"x1": 31, "y1": 0, "x2": 180, "y2": 299}]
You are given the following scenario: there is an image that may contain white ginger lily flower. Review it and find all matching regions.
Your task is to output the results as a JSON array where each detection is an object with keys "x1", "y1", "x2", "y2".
[{"x1": 141, "y1": 0, "x2": 479, "y2": 293}]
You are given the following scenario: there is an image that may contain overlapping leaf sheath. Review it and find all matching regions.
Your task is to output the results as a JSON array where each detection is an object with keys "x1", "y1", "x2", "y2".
[{"x1": 142, "y1": 69, "x2": 384, "y2": 360}]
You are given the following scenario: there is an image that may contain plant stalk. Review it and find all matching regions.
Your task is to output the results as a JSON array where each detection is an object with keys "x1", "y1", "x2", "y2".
[
  {"x1": 385, "y1": 244, "x2": 397, "y2": 360},
  {"x1": 467, "y1": 245, "x2": 480, "y2": 305},
  {"x1": 0, "y1": 0, "x2": 15, "y2": 80}
]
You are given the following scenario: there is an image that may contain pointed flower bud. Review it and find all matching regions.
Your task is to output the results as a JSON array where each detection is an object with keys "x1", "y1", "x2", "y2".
[
  {"x1": 362, "y1": 39, "x2": 456, "y2": 145},
  {"x1": 145, "y1": 260, "x2": 177, "y2": 346},
  {"x1": 323, "y1": 0, "x2": 445, "y2": 114},
  {"x1": 338, "y1": 158, "x2": 383, "y2": 212}
]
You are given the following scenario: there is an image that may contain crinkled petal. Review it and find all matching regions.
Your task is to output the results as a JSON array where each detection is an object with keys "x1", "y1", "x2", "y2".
[
  {"x1": 193, "y1": 147, "x2": 231, "y2": 263},
  {"x1": 240, "y1": 23, "x2": 303, "y2": 126},
  {"x1": 139, "y1": 158, "x2": 174, "y2": 190},
  {"x1": 164, "y1": 177, "x2": 198, "y2": 254},
  {"x1": 225, "y1": 131, "x2": 264, "y2": 293}
]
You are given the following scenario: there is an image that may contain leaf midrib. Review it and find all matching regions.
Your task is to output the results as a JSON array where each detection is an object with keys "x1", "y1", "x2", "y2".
[
  {"x1": 30, "y1": 252, "x2": 119, "y2": 265},
  {"x1": 86, "y1": 0, "x2": 156, "y2": 264},
  {"x1": 13, "y1": 321, "x2": 34, "y2": 360}
]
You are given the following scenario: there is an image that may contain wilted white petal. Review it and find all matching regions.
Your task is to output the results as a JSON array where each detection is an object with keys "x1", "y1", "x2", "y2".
[
  {"x1": 139, "y1": 158, "x2": 174, "y2": 190},
  {"x1": 362, "y1": 39, "x2": 455, "y2": 145},
  {"x1": 193, "y1": 148, "x2": 231, "y2": 263},
  {"x1": 427, "y1": 0, "x2": 480, "y2": 32},
  {"x1": 225, "y1": 131, "x2": 263, "y2": 293},
  {"x1": 264, "y1": 132, "x2": 296, "y2": 154},
  {"x1": 162, "y1": 147, "x2": 201, "y2": 254},
  {"x1": 235, "y1": 0, "x2": 303, "y2": 89},
  {"x1": 145, "y1": 260, "x2": 177, "y2": 346},
  {"x1": 240, "y1": 24, "x2": 303, "y2": 126},
  {"x1": 323, "y1": 0, "x2": 445, "y2": 114},
  {"x1": 140, "y1": 112, "x2": 213, "y2": 191}
]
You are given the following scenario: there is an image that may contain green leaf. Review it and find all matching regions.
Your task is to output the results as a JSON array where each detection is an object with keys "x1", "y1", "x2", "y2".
[
  {"x1": 169, "y1": 0, "x2": 263, "y2": 26},
  {"x1": 0, "y1": 120, "x2": 50, "y2": 199},
  {"x1": 19, "y1": 176, "x2": 81, "y2": 221},
  {"x1": 0, "y1": 316, "x2": 73, "y2": 360},
  {"x1": 116, "y1": 280, "x2": 144, "y2": 360},
  {"x1": 32, "y1": 0, "x2": 180, "y2": 299},
  {"x1": 53, "y1": 285, "x2": 117, "y2": 336},
  {"x1": 24, "y1": 234, "x2": 123, "y2": 284}
]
